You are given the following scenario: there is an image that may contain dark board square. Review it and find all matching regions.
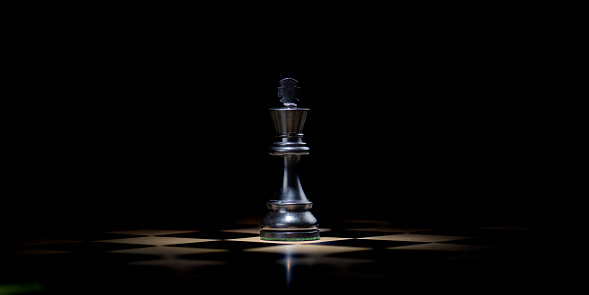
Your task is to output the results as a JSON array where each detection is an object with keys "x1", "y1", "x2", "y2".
[
  {"x1": 320, "y1": 229, "x2": 401, "y2": 239},
  {"x1": 174, "y1": 240, "x2": 276, "y2": 251},
  {"x1": 314, "y1": 238, "x2": 420, "y2": 249},
  {"x1": 161, "y1": 231, "x2": 258, "y2": 240}
]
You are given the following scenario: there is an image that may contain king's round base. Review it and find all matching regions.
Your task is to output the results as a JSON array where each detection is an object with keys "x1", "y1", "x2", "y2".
[{"x1": 260, "y1": 229, "x2": 320, "y2": 241}]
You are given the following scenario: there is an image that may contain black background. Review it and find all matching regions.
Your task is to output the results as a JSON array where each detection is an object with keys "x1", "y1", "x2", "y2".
[{"x1": 3, "y1": 8, "x2": 573, "y2": 237}]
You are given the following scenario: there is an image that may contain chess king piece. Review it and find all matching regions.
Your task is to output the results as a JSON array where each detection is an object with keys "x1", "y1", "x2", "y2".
[{"x1": 260, "y1": 78, "x2": 319, "y2": 241}]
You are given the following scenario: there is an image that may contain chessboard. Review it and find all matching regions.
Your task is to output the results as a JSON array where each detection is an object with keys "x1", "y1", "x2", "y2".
[{"x1": 1, "y1": 217, "x2": 564, "y2": 294}]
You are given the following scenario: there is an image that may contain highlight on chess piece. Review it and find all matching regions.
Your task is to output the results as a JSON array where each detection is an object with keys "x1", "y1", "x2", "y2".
[{"x1": 260, "y1": 78, "x2": 319, "y2": 241}]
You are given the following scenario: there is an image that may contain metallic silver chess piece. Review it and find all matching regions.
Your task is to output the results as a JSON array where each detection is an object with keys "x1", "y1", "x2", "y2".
[{"x1": 260, "y1": 78, "x2": 319, "y2": 241}]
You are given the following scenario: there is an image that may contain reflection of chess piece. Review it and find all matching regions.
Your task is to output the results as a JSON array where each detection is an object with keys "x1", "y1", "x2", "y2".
[{"x1": 260, "y1": 78, "x2": 319, "y2": 241}]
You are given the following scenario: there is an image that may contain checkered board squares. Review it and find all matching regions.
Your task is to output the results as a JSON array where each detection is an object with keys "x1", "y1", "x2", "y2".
[
  {"x1": 359, "y1": 233, "x2": 473, "y2": 243},
  {"x1": 128, "y1": 259, "x2": 226, "y2": 270},
  {"x1": 1, "y1": 219, "x2": 556, "y2": 294},
  {"x1": 96, "y1": 236, "x2": 217, "y2": 246},
  {"x1": 104, "y1": 229, "x2": 199, "y2": 236},
  {"x1": 389, "y1": 243, "x2": 492, "y2": 252},
  {"x1": 219, "y1": 227, "x2": 260, "y2": 234},
  {"x1": 109, "y1": 246, "x2": 227, "y2": 256},
  {"x1": 245, "y1": 244, "x2": 371, "y2": 256}
]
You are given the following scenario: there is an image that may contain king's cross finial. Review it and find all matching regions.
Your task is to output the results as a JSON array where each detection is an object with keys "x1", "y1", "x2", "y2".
[{"x1": 278, "y1": 78, "x2": 300, "y2": 106}]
